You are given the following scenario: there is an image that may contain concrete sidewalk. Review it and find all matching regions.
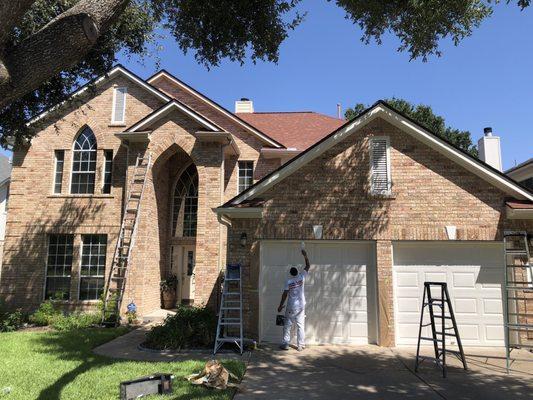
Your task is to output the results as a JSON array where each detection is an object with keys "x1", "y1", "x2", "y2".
[{"x1": 235, "y1": 345, "x2": 533, "y2": 400}]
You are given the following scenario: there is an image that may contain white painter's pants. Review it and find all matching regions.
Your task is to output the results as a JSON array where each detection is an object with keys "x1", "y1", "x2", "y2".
[{"x1": 282, "y1": 307, "x2": 305, "y2": 347}]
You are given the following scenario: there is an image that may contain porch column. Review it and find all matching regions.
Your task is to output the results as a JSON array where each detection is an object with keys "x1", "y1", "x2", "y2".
[{"x1": 376, "y1": 240, "x2": 395, "y2": 346}]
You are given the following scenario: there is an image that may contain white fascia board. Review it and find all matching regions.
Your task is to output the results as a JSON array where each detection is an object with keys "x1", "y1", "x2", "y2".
[
  {"x1": 506, "y1": 206, "x2": 533, "y2": 220},
  {"x1": 228, "y1": 104, "x2": 533, "y2": 206},
  {"x1": 261, "y1": 148, "x2": 302, "y2": 158},
  {"x1": 215, "y1": 207, "x2": 263, "y2": 218},
  {"x1": 376, "y1": 106, "x2": 533, "y2": 201},
  {"x1": 128, "y1": 101, "x2": 222, "y2": 132},
  {"x1": 148, "y1": 71, "x2": 283, "y2": 148},
  {"x1": 28, "y1": 66, "x2": 170, "y2": 126}
]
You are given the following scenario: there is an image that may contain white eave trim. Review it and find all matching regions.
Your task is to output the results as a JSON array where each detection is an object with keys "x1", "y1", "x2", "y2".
[
  {"x1": 227, "y1": 103, "x2": 533, "y2": 206},
  {"x1": 148, "y1": 71, "x2": 284, "y2": 148},
  {"x1": 261, "y1": 148, "x2": 301, "y2": 158},
  {"x1": 128, "y1": 101, "x2": 222, "y2": 132},
  {"x1": 506, "y1": 206, "x2": 533, "y2": 220},
  {"x1": 215, "y1": 207, "x2": 262, "y2": 218},
  {"x1": 115, "y1": 131, "x2": 151, "y2": 143},
  {"x1": 28, "y1": 66, "x2": 170, "y2": 126}
]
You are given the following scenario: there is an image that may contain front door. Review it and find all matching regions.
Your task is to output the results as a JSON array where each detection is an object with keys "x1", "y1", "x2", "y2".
[{"x1": 172, "y1": 245, "x2": 196, "y2": 305}]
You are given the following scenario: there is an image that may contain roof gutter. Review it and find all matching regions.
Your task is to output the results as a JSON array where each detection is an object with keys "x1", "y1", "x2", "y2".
[{"x1": 214, "y1": 207, "x2": 263, "y2": 219}]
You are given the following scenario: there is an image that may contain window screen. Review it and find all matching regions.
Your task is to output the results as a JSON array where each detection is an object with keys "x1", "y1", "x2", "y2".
[
  {"x1": 45, "y1": 234, "x2": 73, "y2": 300},
  {"x1": 102, "y1": 150, "x2": 113, "y2": 194},
  {"x1": 53, "y1": 150, "x2": 65, "y2": 194},
  {"x1": 79, "y1": 234, "x2": 107, "y2": 300}
]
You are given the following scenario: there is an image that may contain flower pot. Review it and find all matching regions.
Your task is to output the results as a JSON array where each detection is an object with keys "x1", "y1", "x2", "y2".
[{"x1": 161, "y1": 290, "x2": 177, "y2": 309}]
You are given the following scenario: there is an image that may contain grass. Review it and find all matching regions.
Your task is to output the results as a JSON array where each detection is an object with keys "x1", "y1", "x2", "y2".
[{"x1": 0, "y1": 328, "x2": 245, "y2": 400}]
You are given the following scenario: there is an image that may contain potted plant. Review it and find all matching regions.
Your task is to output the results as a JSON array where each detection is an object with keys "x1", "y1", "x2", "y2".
[{"x1": 160, "y1": 274, "x2": 178, "y2": 309}]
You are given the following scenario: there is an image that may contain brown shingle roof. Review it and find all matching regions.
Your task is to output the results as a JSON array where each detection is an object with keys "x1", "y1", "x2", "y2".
[{"x1": 236, "y1": 111, "x2": 345, "y2": 150}]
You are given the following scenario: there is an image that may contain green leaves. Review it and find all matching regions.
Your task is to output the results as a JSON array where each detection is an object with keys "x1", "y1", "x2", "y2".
[{"x1": 345, "y1": 98, "x2": 478, "y2": 157}]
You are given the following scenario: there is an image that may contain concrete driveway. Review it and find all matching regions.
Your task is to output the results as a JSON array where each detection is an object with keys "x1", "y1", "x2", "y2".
[{"x1": 235, "y1": 345, "x2": 533, "y2": 399}]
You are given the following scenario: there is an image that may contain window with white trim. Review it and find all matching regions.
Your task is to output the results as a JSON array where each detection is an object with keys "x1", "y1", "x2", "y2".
[
  {"x1": 53, "y1": 150, "x2": 65, "y2": 194},
  {"x1": 172, "y1": 164, "x2": 198, "y2": 237},
  {"x1": 45, "y1": 234, "x2": 73, "y2": 300},
  {"x1": 111, "y1": 87, "x2": 127, "y2": 124},
  {"x1": 370, "y1": 137, "x2": 391, "y2": 195},
  {"x1": 71, "y1": 127, "x2": 97, "y2": 194},
  {"x1": 238, "y1": 161, "x2": 254, "y2": 193},
  {"x1": 102, "y1": 150, "x2": 113, "y2": 194},
  {"x1": 79, "y1": 234, "x2": 107, "y2": 300}
]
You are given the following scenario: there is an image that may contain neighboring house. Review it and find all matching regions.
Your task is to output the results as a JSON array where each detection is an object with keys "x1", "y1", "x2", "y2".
[
  {"x1": 0, "y1": 154, "x2": 10, "y2": 268},
  {"x1": 0, "y1": 65, "x2": 531, "y2": 347},
  {"x1": 506, "y1": 158, "x2": 533, "y2": 190}
]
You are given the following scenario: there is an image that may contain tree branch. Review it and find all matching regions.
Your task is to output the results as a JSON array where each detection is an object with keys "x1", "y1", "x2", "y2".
[
  {"x1": 0, "y1": 0, "x2": 129, "y2": 109},
  {"x1": 0, "y1": 1, "x2": 38, "y2": 47}
]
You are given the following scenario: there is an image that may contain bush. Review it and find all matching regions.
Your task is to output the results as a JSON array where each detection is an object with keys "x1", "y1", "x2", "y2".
[
  {"x1": 30, "y1": 301, "x2": 101, "y2": 330},
  {"x1": 51, "y1": 312, "x2": 101, "y2": 331},
  {"x1": 0, "y1": 309, "x2": 26, "y2": 332},
  {"x1": 29, "y1": 300, "x2": 61, "y2": 326},
  {"x1": 143, "y1": 305, "x2": 217, "y2": 350}
]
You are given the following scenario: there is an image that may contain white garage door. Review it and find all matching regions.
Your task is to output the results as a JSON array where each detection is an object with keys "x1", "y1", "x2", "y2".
[
  {"x1": 393, "y1": 242, "x2": 504, "y2": 347},
  {"x1": 260, "y1": 241, "x2": 377, "y2": 345}
]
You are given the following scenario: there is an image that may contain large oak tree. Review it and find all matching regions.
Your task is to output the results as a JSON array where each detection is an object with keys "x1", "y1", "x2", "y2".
[{"x1": 0, "y1": 1, "x2": 529, "y2": 144}]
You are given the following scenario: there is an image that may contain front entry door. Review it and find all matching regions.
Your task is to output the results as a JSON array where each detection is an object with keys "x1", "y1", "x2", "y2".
[{"x1": 172, "y1": 245, "x2": 196, "y2": 305}]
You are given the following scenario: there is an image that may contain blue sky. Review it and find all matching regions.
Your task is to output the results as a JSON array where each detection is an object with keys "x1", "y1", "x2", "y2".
[{"x1": 11, "y1": 2, "x2": 533, "y2": 169}]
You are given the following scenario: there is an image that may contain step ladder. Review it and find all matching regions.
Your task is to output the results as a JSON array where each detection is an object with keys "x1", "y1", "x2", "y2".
[
  {"x1": 415, "y1": 282, "x2": 468, "y2": 377},
  {"x1": 214, "y1": 264, "x2": 244, "y2": 355},
  {"x1": 101, "y1": 153, "x2": 151, "y2": 325},
  {"x1": 503, "y1": 231, "x2": 533, "y2": 373}
]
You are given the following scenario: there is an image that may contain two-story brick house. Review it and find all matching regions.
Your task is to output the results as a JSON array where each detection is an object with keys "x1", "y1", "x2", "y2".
[{"x1": 0, "y1": 65, "x2": 531, "y2": 347}]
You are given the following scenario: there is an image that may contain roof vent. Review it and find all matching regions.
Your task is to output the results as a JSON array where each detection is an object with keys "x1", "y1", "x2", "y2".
[{"x1": 235, "y1": 98, "x2": 254, "y2": 113}]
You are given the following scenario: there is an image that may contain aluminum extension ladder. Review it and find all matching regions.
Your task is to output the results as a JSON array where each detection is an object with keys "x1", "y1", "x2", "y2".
[
  {"x1": 503, "y1": 231, "x2": 533, "y2": 373},
  {"x1": 415, "y1": 282, "x2": 468, "y2": 377},
  {"x1": 214, "y1": 264, "x2": 244, "y2": 355},
  {"x1": 101, "y1": 153, "x2": 151, "y2": 325}
]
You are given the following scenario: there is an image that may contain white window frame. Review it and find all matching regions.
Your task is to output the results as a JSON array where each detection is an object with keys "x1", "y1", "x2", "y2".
[
  {"x1": 78, "y1": 234, "x2": 107, "y2": 301},
  {"x1": 369, "y1": 136, "x2": 392, "y2": 196},
  {"x1": 101, "y1": 149, "x2": 113, "y2": 194},
  {"x1": 237, "y1": 160, "x2": 254, "y2": 194},
  {"x1": 43, "y1": 234, "x2": 74, "y2": 301},
  {"x1": 70, "y1": 127, "x2": 97, "y2": 194},
  {"x1": 111, "y1": 86, "x2": 127, "y2": 124},
  {"x1": 53, "y1": 150, "x2": 65, "y2": 194}
]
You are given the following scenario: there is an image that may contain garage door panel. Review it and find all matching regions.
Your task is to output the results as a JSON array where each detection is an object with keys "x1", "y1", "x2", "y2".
[
  {"x1": 260, "y1": 241, "x2": 374, "y2": 345},
  {"x1": 394, "y1": 242, "x2": 504, "y2": 347}
]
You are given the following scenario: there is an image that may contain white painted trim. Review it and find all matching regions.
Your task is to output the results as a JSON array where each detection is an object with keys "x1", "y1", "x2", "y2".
[
  {"x1": 369, "y1": 136, "x2": 392, "y2": 196},
  {"x1": 506, "y1": 206, "x2": 533, "y2": 219},
  {"x1": 110, "y1": 87, "x2": 127, "y2": 124},
  {"x1": 215, "y1": 207, "x2": 262, "y2": 218},
  {"x1": 148, "y1": 71, "x2": 283, "y2": 148},
  {"x1": 127, "y1": 101, "x2": 221, "y2": 132},
  {"x1": 222, "y1": 104, "x2": 533, "y2": 207},
  {"x1": 28, "y1": 66, "x2": 169, "y2": 126},
  {"x1": 261, "y1": 148, "x2": 301, "y2": 159}
]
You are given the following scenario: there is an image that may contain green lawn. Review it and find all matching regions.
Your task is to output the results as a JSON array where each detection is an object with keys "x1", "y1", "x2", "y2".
[{"x1": 0, "y1": 328, "x2": 245, "y2": 400}]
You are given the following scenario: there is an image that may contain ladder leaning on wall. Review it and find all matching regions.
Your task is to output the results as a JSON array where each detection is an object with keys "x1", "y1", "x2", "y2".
[
  {"x1": 503, "y1": 230, "x2": 533, "y2": 373},
  {"x1": 101, "y1": 153, "x2": 152, "y2": 325}
]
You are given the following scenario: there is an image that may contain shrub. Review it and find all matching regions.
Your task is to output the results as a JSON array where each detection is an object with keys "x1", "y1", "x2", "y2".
[
  {"x1": 51, "y1": 312, "x2": 101, "y2": 331},
  {"x1": 29, "y1": 300, "x2": 61, "y2": 326},
  {"x1": 143, "y1": 305, "x2": 217, "y2": 350},
  {"x1": 0, "y1": 309, "x2": 26, "y2": 332}
]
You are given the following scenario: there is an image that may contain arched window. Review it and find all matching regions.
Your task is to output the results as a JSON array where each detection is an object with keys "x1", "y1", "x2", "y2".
[
  {"x1": 172, "y1": 164, "x2": 198, "y2": 237},
  {"x1": 71, "y1": 126, "x2": 97, "y2": 194}
]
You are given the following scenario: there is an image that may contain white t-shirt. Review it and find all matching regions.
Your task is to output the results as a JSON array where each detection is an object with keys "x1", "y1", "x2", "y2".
[{"x1": 284, "y1": 270, "x2": 308, "y2": 311}]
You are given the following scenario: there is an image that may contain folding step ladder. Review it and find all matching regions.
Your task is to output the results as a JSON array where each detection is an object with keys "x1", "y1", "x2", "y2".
[
  {"x1": 101, "y1": 153, "x2": 151, "y2": 325},
  {"x1": 214, "y1": 264, "x2": 244, "y2": 355},
  {"x1": 415, "y1": 282, "x2": 468, "y2": 377},
  {"x1": 503, "y1": 231, "x2": 533, "y2": 373}
]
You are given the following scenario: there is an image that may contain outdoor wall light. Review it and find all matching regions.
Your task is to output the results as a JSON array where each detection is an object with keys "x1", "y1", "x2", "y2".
[
  {"x1": 313, "y1": 225, "x2": 323, "y2": 240},
  {"x1": 240, "y1": 232, "x2": 248, "y2": 247}
]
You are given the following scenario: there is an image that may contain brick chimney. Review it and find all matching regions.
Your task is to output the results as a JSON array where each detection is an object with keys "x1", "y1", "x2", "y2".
[{"x1": 478, "y1": 127, "x2": 502, "y2": 171}]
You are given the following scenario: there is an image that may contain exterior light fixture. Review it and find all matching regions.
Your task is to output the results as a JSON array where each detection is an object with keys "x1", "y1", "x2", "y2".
[
  {"x1": 313, "y1": 225, "x2": 323, "y2": 240},
  {"x1": 240, "y1": 232, "x2": 248, "y2": 247}
]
